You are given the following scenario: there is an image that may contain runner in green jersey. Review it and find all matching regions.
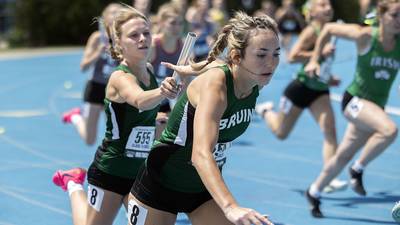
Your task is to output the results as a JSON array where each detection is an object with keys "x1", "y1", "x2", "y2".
[
  {"x1": 52, "y1": 6, "x2": 180, "y2": 225},
  {"x1": 256, "y1": 0, "x2": 347, "y2": 194},
  {"x1": 127, "y1": 11, "x2": 279, "y2": 225},
  {"x1": 305, "y1": 0, "x2": 400, "y2": 218}
]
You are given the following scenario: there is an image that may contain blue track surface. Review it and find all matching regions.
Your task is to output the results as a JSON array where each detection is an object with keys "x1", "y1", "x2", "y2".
[{"x1": 0, "y1": 39, "x2": 399, "y2": 225}]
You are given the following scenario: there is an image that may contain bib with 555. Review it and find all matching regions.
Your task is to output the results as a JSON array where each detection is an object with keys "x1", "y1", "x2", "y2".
[{"x1": 125, "y1": 126, "x2": 155, "y2": 158}]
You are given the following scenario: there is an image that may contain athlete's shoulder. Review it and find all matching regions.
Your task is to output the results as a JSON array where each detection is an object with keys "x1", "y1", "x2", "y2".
[{"x1": 203, "y1": 64, "x2": 228, "y2": 84}]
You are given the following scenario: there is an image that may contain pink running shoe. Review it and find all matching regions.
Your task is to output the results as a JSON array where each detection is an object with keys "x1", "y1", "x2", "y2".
[
  {"x1": 52, "y1": 168, "x2": 86, "y2": 191},
  {"x1": 62, "y1": 107, "x2": 81, "y2": 123}
]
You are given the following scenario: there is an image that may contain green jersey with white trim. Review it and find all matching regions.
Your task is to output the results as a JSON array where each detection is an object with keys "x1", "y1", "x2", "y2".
[
  {"x1": 147, "y1": 64, "x2": 259, "y2": 192},
  {"x1": 296, "y1": 25, "x2": 330, "y2": 91},
  {"x1": 347, "y1": 28, "x2": 400, "y2": 107},
  {"x1": 94, "y1": 64, "x2": 159, "y2": 178}
]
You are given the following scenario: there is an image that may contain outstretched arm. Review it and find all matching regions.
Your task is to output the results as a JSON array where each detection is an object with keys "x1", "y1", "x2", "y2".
[
  {"x1": 306, "y1": 23, "x2": 371, "y2": 75},
  {"x1": 190, "y1": 69, "x2": 272, "y2": 225},
  {"x1": 108, "y1": 70, "x2": 178, "y2": 110}
]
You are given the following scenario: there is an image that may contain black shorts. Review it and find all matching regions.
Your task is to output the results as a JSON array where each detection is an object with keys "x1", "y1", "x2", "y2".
[
  {"x1": 83, "y1": 80, "x2": 106, "y2": 105},
  {"x1": 341, "y1": 91, "x2": 354, "y2": 112},
  {"x1": 283, "y1": 79, "x2": 329, "y2": 108},
  {"x1": 87, "y1": 163, "x2": 135, "y2": 196},
  {"x1": 130, "y1": 165, "x2": 213, "y2": 214}
]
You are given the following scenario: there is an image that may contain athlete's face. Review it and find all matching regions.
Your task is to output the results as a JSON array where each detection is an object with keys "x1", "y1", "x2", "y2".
[
  {"x1": 120, "y1": 18, "x2": 152, "y2": 61},
  {"x1": 311, "y1": 0, "x2": 333, "y2": 23},
  {"x1": 240, "y1": 29, "x2": 280, "y2": 87},
  {"x1": 161, "y1": 14, "x2": 183, "y2": 37},
  {"x1": 381, "y1": 3, "x2": 400, "y2": 34}
]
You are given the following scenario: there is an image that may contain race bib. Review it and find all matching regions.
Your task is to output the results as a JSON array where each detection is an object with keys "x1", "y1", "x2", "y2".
[
  {"x1": 346, "y1": 96, "x2": 364, "y2": 119},
  {"x1": 213, "y1": 142, "x2": 232, "y2": 168},
  {"x1": 279, "y1": 96, "x2": 293, "y2": 115},
  {"x1": 87, "y1": 184, "x2": 105, "y2": 212},
  {"x1": 125, "y1": 126, "x2": 155, "y2": 158},
  {"x1": 127, "y1": 199, "x2": 148, "y2": 225}
]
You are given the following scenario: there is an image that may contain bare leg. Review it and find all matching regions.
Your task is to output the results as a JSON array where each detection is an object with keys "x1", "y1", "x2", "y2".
[
  {"x1": 263, "y1": 98, "x2": 303, "y2": 140},
  {"x1": 70, "y1": 190, "x2": 88, "y2": 225},
  {"x1": 73, "y1": 103, "x2": 103, "y2": 145},
  {"x1": 189, "y1": 200, "x2": 232, "y2": 225},
  {"x1": 313, "y1": 122, "x2": 370, "y2": 191},
  {"x1": 86, "y1": 188, "x2": 125, "y2": 225},
  {"x1": 127, "y1": 193, "x2": 177, "y2": 225},
  {"x1": 351, "y1": 101, "x2": 398, "y2": 167},
  {"x1": 312, "y1": 98, "x2": 397, "y2": 191},
  {"x1": 309, "y1": 95, "x2": 337, "y2": 164}
]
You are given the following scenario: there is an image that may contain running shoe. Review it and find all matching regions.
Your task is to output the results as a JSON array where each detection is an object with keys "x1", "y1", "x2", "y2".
[
  {"x1": 349, "y1": 167, "x2": 367, "y2": 196},
  {"x1": 62, "y1": 107, "x2": 81, "y2": 123},
  {"x1": 255, "y1": 101, "x2": 274, "y2": 118},
  {"x1": 392, "y1": 201, "x2": 400, "y2": 223},
  {"x1": 52, "y1": 168, "x2": 86, "y2": 191},
  {"x1": 305, "y1": 188, "x2": 323, "y2": 218},
  {"x1": 323, "y1": 178, "x2": 348, "y2": 193}
]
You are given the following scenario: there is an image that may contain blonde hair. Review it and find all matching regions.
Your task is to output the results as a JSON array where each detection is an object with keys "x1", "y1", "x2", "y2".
[
  {"x1": 377, "y1": 0, "x2": 400, "y2": 17},
  {"x1": 302, "y1": 0, "x2": 330, "y2": 23},
  {"x1": 105, "y1": 5, "x2": 149, "y2": 61},
  {"x1": 152, "y1": 2, "x2": 182, "y2": 34},
  {"x1": 192, "y1": 11, "x2": 278, "y2": 71},
  {"x1": 157, "y1": 2, "x2": 181, "y2": 21}
]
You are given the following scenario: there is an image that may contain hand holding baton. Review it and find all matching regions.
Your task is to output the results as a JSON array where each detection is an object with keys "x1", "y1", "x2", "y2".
[{"x1": 172, "y1": 32, "x2": 197, "y2": 88}]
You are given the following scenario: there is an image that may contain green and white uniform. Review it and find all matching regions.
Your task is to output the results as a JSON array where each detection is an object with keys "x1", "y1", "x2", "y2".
[
  {"x1": 297, "y1": 26, "x2": 329, "y2": 91},
  {"x1": 146, "y1": 65, "x2": 259, "y2": 192},
  {"x1": 346, "y1": 28, "x2": 400, "y2": 108},
  {"x1": 297, "y1": 62, "x2": 329, "y2": 91},
  {"x1": 94, "y1": 64, "x2": 159, "y2": 178}
]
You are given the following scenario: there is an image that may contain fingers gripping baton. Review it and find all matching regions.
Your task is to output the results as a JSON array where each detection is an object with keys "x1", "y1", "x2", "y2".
[{"x1": 172, "y1": 32, "x2": 197, "y2": 85}]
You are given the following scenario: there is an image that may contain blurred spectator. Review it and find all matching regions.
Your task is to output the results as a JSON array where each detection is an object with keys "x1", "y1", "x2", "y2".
[
  {"x1": 276, "y1": 0, "x2": 306, "y2": 53},
  {"x1": 171, "y1": 0, "x2": 190, "y2": 36},
  {"x1": 209, "y1": 0, "x2": 229, "y2": 31},
  {"x1": 132, "y1": 0, "x2": 152, "y2": 16},
  {"x1": 254, "y1": 0, "x2": 278, "y2": 18},
  {"x1": 241, "y1": 0, "x2": 256, "y2": 11},
  {"x1": 186, "y1": 0, "x2": 216, "y2": 61}
]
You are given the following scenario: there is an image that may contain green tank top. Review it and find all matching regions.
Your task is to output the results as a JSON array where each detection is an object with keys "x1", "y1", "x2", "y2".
[
  {"x1": 94, "y1": 64, "x2": 159, "y2": 178},
  {"x1": 148, "y1": 64, "x2": 259, "y2": 192},
  {"x1": 296, "y1": 25, "x2": 330, "y2": 91},
  {"x1": 347, "y1": 28, "x2": 400, "y2": 107}
]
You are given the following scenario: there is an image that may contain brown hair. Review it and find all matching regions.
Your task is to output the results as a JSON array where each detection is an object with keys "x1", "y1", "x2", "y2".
[
  {"x1": 105, "y1": 5, "x2": 149, "y2": 61},
  {"x1": 191, "y1": 11, "x2": 278, "y2": 71}
]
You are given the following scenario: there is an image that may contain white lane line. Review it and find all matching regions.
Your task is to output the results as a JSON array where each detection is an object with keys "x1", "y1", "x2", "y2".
[
  {"x1": 0, "y1": 134, "x2": 77, "y2": 168},
  {"x1": 0, "y1": 109, "x2": 48, "y2": 118},
  {"x1": 0, "y1": 186, "x2": 71, "y2": 217},
  {"x1": 1, "y1": 185, "x2": 64, "y2": 200}
]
